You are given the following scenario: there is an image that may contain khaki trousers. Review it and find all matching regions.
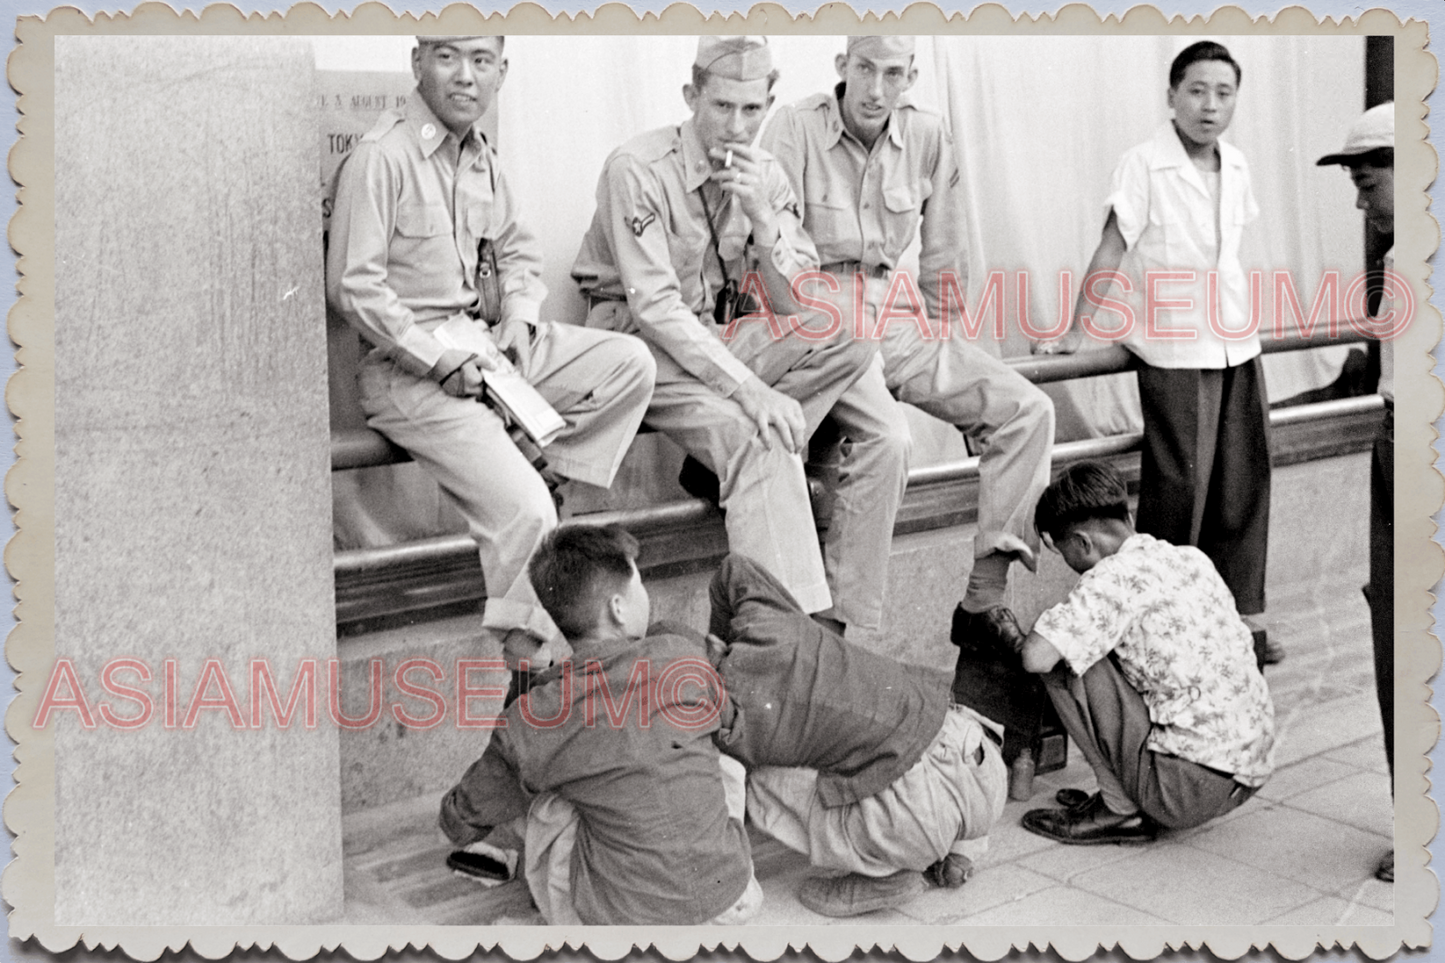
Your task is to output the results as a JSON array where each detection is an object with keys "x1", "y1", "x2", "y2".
[
  {"x1": 358, "y1": 319, "x2": 654, "y2": 646},
  {"x1": 588, "y1": 300, "x2": 906, "y2": 626},
  {"x1": 851, "y1": 272, "x2": 1055, "y2": 562}
]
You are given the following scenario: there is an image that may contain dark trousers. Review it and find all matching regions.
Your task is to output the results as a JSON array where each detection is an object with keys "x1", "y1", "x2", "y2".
[
  {"x1": 1042, "y1": 656, "x2": 1257, "y2": 831},
  {"x1": 1365, "y1": 407, "x2": 1394, "y2": 779},
  {"x1": 1135, "y1": 358, "x2": 1272, "y2": 615}
]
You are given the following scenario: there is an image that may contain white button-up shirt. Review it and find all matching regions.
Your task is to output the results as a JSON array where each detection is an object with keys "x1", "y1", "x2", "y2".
[{"x1": 1106, "y1": 124, "x2": 1261, "y2": 369}]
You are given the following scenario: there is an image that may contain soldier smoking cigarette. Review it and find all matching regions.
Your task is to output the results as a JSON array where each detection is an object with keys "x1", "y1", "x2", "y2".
[{"x1": 724, "y1": 149, "x2": 734, "y2": 168}]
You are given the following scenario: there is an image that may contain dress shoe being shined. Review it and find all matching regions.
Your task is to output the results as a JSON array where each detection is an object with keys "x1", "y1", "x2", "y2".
[
  {"x1": 1021, "y1": 792, "x2": 1159, "y2": 845},
  {"x1": 678, "y1": 455, "x2": 722, "y2": 510},
  {"x1": 1054, "y1": 787, "x2": 1092, "y2": 811},
  {"x1": 798, "y1": 870, "x2": 927, "y2": 917},
  {"x1": 950, "y1": 603, "x2": 1026, "y2": 656}
]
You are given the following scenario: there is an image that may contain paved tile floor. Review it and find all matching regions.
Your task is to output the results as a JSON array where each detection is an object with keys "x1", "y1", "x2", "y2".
[{"x1": 340, "y1": 536, "x2": 1395, "y2": 928}]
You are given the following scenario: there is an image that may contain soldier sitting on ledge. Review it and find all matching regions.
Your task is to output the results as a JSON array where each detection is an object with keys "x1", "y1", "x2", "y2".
[{"x1": 1015, "y1": 461, "x2": 1275, "y2": 845}]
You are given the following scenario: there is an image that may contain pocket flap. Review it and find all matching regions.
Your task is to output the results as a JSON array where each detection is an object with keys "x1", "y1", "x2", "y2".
[{"x1": 395, "y1": 204, "x2": 451, "y2": 238}]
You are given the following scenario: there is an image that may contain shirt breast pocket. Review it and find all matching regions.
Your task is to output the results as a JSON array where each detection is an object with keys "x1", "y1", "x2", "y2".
[
  {"x1": 394, "y1": 204, "x2": 454, "y2": 262},
  {"x1": 882, "y1": 185, "x2": 920, "y2": 257}
]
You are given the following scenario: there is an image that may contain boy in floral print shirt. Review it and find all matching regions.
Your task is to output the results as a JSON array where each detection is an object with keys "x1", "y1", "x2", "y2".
[{"x1": 1016, "y1": 461, "x2": 1274, "y2": 845}]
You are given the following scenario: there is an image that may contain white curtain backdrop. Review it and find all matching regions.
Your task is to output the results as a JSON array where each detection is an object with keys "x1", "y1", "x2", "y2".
[{"x1": 312, "y1": 34, "x2": 1369, "y2": 543}]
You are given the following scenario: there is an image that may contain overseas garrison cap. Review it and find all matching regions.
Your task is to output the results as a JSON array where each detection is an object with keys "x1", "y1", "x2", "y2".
[
  {"x1": 846, "y1": 36, "x2": 917, "y2": 57},
  {"x1": 695, "y1": 35, "x2": 773, "y2": 81},
  {"x1": 1316, "y1": 102, "x2": 1394, "y2": 166}
]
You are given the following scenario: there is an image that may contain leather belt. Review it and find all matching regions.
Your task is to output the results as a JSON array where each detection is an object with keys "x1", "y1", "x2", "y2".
[{"x1": 819, "y1": 260, "x2": 890, "y2": 280}]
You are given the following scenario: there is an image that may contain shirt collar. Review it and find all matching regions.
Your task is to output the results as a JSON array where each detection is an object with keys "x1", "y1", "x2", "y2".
[
  {"x1": 681, "y1": 118, "x2": 714, "y2": 192},
  {"x1": 404, "y1": 92, "x2": 483, "y2": 159},
  {"x1": 829, "y1": 83, "x2": 905, "y2": 151},
  {"x1": 1151, "y1": 122, "x2": 1242, "y2": 198}
]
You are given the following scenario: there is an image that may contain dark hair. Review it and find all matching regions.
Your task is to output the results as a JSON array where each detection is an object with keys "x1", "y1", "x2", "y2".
[
  {"x1": 1033, "y1": 462, "x2": 1131, "y2": 542},
  {"x1": 1169, "y1": 41, "x2": 1241, "y2": 89},
  {"x1": 528, "y1": 525, "x2": 640, "y2": 640},
  {"x1": 691, "y1": 63, "x2": 781, "y2": 94}
]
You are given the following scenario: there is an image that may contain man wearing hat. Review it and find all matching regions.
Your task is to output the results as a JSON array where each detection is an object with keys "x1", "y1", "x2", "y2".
[
  {"x1": 327, "y1": 36, "x2": 656, "y2": 671},
  {"x1": 761, "y1": 36, "x2": 1055, "y2": 656},
  {"x1": 573, "y1": 36, "x2": 910, "y2": 638},
  {"x1": 1317, "y1": 100, "x2": 1396, "y2": 883}
]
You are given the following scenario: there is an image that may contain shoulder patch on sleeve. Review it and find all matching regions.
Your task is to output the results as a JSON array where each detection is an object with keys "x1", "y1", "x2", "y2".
[{"x1": 626, "y1": 211, "x2": 657, "y2": 237}]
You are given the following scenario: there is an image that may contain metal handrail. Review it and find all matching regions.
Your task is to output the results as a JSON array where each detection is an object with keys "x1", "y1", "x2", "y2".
[
  {"x1": 329, "y1": 330, "x2": 1372, "y2": 472},
  {"x1": 333, "y1": 391, "x2": 1384, "y2": 576}
]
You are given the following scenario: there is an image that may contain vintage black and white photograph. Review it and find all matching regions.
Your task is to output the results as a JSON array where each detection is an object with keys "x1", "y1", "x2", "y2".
[{"x1": 7, "y1": 7, "x2": 1438, "y2": 957}]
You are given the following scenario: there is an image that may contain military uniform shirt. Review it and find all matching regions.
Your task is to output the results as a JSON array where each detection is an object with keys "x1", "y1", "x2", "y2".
[
  {"x1": 327, "y1": 94, "x2": 548, "y2": 378},
  {"x1": 572, "y1": 119, "x2": 819, "y2": 397},
  {"x1": 762, "y1": 86, "x2": 968, "y2": 320}
]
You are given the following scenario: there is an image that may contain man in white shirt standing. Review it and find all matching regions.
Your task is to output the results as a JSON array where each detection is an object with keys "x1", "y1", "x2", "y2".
[
  {"x1": 1317, "y1": 101, "x2": 1395, "y2": 882},
  {"x1": 1040, "y1": 42, "x2": 1278, "y2": 662}
]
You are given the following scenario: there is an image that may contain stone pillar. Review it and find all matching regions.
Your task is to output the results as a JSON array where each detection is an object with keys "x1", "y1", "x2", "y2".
[{"x1": 51, "y1": 36, "x2": 341, "y2": 925}]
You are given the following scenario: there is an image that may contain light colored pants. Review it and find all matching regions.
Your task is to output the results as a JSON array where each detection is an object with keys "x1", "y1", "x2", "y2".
[
  {"x1": 588, "y1": 300, "x2": 905, "y2": 626},
  {"x1": 358, "y1": 319, "x2": 654, "y2": 646},
  {"x1": 747, "y1": 705, "x2": 1008, "y2": 877},
  {"x1": 524, "y1": 755, "x2": 762, "y2": 925},
  {"x1": 852, "y1": 273, "x2": 1055, "y2": 562}
]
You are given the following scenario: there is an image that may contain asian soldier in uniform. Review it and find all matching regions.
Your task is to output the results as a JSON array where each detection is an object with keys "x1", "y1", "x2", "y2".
[
  {"x1": 573, "y1": 36, "x2": 911, "y2": 638},
  {"x1": 327, "y1": 36, "x2": 656, "y2": 671},
  {"x1": 761, "y1": 35, "x2": 1056, "y2": 652}
]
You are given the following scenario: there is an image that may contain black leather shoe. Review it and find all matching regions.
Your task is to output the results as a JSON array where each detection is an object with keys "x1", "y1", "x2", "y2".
[
  {"x1": 678, "y1": 455, "x2": 722, "y2": 510},
  {"x1": 951, "y1": 603, "x2": 1026, "y2": 656},
  {"x1": 1054, "y1": 787, "x2": 1092, "y2": 811},
  {"x1": 1021, "y1": 792, "x2": 1158, "y2": 845}
]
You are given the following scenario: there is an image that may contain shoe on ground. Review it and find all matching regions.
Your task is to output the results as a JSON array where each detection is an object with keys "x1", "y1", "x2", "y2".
[
  {"x1": 1259, "y1": 637, "x2": 1286, "y2": 666},
  {"x1": 1021, "y1": 792, "x2": 1159, "y2": 846},
  {"x1": 798, "y1": 870, "x2": 927, "y2": 917},
  {"x1": 1054, "y1": 787, "x2": 1091, "y2": 811},
  {"x1": 950, "y1": 603, "x2": 1026, "y2": 656},
  {"x1": 1376, "y1": 850, "x2": 1394, "y2": 883}
]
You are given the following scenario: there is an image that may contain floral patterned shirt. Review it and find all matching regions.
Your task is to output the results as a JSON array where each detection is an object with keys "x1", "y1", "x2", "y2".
[{"x1": 1033, "y1": 533, "x2": 1275, "y2": 786}]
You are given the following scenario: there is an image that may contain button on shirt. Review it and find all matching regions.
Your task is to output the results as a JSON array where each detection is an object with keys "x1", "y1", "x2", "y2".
[
  {"x1": 1031, "y1": 533, "x2": 1275, "y2": 786},
  {"x1": 762, "y1": 87, "x2": 968, "y2": 320},
  {"x1": 1106, "y1": 124, "x2": 1262, "y2": 369},
  {"x1": 571, "y1": 119, "x2": 819, "y2": 397},
  {"x1": 437, "y1": 632, "x2": 752, "y2": 926},
  {"x1": 326, "y1": 94, "x2": 547, "y2": 378}
]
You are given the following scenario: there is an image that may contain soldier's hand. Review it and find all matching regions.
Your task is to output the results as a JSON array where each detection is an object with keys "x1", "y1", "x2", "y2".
[
  {"x1": 1031, "y1": 323, "x2": 1084, "y2": 356},
  {"x1": 491, "y1": 319, "x2": 534, "y2": 375},
  {"x1": 711, "y1": 145, "x2": 777, "y2": 243},
  {"x1": 732, "y1": 376, "x2": 806, "y2": 454},
  {"x1": 432, "y1": 348, "x2": 487, "y2": 399}
]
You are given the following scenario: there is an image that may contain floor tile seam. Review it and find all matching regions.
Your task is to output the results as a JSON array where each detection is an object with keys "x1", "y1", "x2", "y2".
[
  {"x1": 1254, "y1": 884, "x2": 1363, "y2": 925},
  {"x1": 1263, "y1": 798, "x2": 1395, "y2": 839},
  {"x1": 1258, "y1": 767, "x2": 1377, "y2": 803},
  {"x1": 1151, "y1": 834, "x2": 1340, "y2": 902},
  {"x1": 1332, "y1": 875, "x2": 1397, "y2": 913}
]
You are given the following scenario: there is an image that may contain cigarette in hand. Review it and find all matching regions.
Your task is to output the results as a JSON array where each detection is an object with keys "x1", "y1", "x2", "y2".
[{"x1": 724, "y1": 149, "x2": 734, "y2": 168}]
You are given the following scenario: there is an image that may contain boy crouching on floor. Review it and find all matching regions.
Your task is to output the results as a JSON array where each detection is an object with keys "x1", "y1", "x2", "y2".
[
  {"x1": 438, "y1": 525, "x2": 761, "y2": 925},
  {"x1": 1016, "y1": 461, "x2": 1275, "y2": 845}
]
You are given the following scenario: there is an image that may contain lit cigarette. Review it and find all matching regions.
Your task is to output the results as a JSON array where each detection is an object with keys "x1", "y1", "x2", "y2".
[{"x1": 724, "y1": 149, "x2": 734, "y2": 168}]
